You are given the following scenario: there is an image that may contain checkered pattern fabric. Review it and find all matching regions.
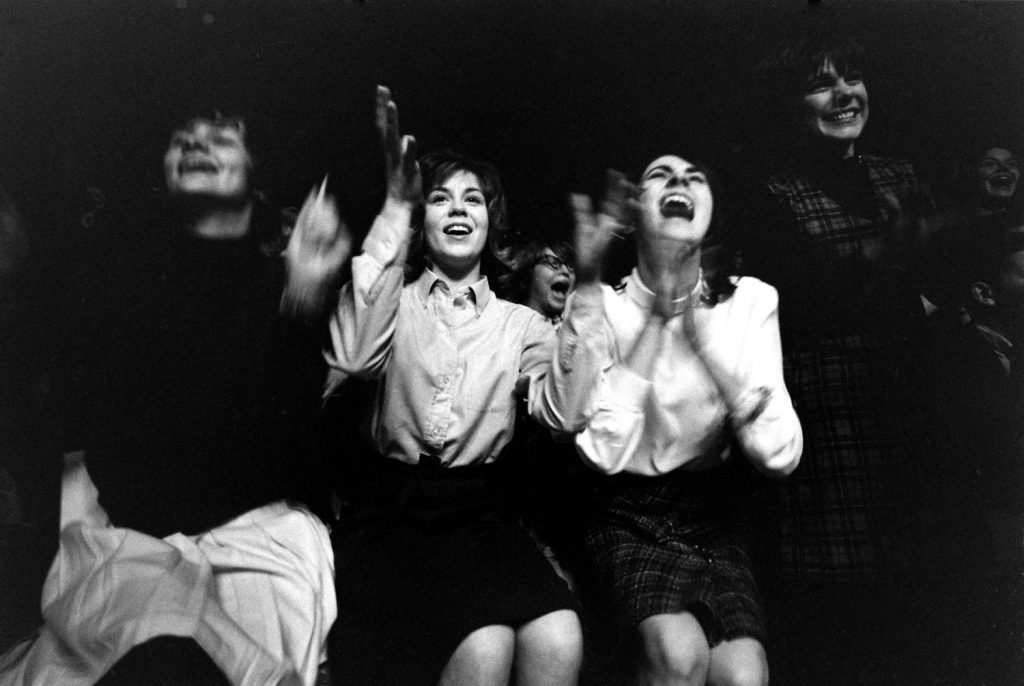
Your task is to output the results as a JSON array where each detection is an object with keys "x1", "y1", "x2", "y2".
[
  {"x1": 764, "y1": 156, "x2": 918, "y2": 581},
  {"x1": 583, "y1": 468, "x2": 765, "y2": 646}
]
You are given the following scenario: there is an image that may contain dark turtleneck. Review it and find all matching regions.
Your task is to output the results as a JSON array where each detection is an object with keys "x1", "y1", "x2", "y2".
[{"x1": 85, "y1": 227, "x2": 326, "y2": 538}]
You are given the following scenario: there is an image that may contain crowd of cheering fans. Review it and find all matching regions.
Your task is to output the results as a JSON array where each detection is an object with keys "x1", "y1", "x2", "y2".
[{"x1": 0, "y1": 32, "x2": 1022, "y2": 686}]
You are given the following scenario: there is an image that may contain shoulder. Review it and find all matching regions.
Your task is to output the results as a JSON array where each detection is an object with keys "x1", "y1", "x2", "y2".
[{"x1": 723, "y1": 275, "x2": 779, "y2": 313}]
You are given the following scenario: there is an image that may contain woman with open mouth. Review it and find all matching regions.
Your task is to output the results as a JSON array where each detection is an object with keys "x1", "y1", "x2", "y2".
[
  {"x1": 287, "y1": 87, "x2": 583, "y2": 686},
  {"x1": 564, "y1": 156, "x2": 802, "y2": 686},
  {"x1": 922, "y1": 144, "x2": 1023, "y2": 313}
]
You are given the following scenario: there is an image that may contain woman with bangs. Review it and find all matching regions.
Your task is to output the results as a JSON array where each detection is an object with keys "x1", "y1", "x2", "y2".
[
  {"x1": 739, "y1": 33, "x2": 929, "y2": 682},
  {"x1": 287, "y1": 87, "x2": 581, "y2": 686},
  {"x1": 563, "y1": 155, "x2": 802, "y2": 686},
  {"x1": 742, "y1": 34, "x2": 925, "y2": 582}
]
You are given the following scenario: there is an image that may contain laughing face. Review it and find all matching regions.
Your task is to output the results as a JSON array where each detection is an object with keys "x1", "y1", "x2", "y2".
[
  {"x1": 976, "y1": 147, "x2": 1020, "y2": 206},
  {"x1": 637, "y1": 155, "x2": 713, "y2": 245},
  {"x1": 164, "y1": 120, "x2": 252, "y2": 201},
  {"x1": 798, "y1": 59, "x2": 869, "y2": 151},
  {"x1": 423, "y1": 170, "x2": 490, "y2": 276},
  {"x1": 526, "y1": 248, "x2": 575, "y2": 320}
]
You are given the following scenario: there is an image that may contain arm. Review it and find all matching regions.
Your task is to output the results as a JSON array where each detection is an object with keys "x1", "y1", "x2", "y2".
[
  {"x1": 323, "y1": 85, "x2": 421, "y2": 378},
  {"x1": 683, "y1": 284, "x2": 802, "y2": 477},
  {"x1": 529, "y1": 174, "x2": 632, "y2": 433}
]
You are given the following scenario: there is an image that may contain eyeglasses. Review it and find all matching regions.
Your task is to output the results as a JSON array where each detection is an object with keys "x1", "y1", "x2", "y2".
[{"x1": 535, "y1": 255, "x2": 574, "y2": 273}]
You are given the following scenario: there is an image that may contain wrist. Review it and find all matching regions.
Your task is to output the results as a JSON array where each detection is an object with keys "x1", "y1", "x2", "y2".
[{"x1": 380, "y1": 196, "x2": 415, "y2": 223}]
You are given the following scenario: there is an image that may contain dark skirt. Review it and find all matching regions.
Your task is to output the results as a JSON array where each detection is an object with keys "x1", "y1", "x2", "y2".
[
  {"x1": 583, "y1": 462, "x2": 765, "y2": 647},
  {"x1": 331, "y1": 452, "x2": 578, "y2": 686}
]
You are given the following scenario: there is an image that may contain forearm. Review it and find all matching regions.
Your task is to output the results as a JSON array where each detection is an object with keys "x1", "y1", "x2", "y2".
[
  {"x1": 325, "y1": 199, "x2": 413, "y2": 377},
  {"x1": 529, "y1": 283, "x2": 610, "y2": 433}
]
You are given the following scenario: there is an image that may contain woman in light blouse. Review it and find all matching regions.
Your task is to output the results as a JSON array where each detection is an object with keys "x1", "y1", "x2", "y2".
[
  {"x1": 566, "y1": 157, "x2": 802, "y2": 686},
  {"x1": 286, "y1": 87, "x2": 582, "y2": 686}
]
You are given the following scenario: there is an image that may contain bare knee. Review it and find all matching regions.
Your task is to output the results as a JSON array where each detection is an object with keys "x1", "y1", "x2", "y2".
[
  {"x1": 708, "y1": 637, "x2": 768, "y2": 686},
  {"x1": 439, "y1": 624, "x2": 515, "y2": 686},
  {"x1": 638, "y1": 613, "x2": 710, "y2": 686},
  {"x1": 515, "y1": 609, "x2": 583, "y2": 686}
]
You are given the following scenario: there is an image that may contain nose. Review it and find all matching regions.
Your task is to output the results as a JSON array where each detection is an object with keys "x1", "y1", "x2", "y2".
[
  {"x1": 832, "y1": 79, "x2": 855, "y2": 104},
  {"x1": 668, "y1": 169, "x2": 690, "y2": 187},
  {"x1": 449, "y1": 197, "x2": 467, "y2": 215},
  {"x1": 181, "y1": 135, "x2": 208, "y2": 152}
]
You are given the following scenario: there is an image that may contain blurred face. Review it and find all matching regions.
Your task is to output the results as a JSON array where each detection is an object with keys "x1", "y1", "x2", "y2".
[
  {"x1": 164, "y1": 120, "x2": 252, "y2": 200},
  {"x1": 423, "y1": 170, "x2": 489, "y2": 276},
  {"x1": 798, "y1": 59, "x2": 869, "y2": 149},
  {"x1": 526, "y1": 248, "x2": 575, "y2": 319},
  {"x1": 637, "y1": 155, "x2": 713, "y2": 245},
  {"x1": 976, "y1": 148, "x2": 1020, "y2": 205}
]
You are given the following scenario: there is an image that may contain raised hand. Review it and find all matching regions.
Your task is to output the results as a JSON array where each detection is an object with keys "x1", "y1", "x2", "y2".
[
  {"x1": 571, "y1": 169, "x2": 638, "y2": 284},
  {"x1": 282, "y1": 178, "x2": 353, "y2": 318},
  {"x1": 376, "y1": 85, "x2": 421, "y2": 207}
]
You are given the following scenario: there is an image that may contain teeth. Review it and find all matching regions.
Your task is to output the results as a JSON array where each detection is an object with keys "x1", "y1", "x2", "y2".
[
  {"x1": 661, "y1": 194, "x2": 692, "y2": 210},
  {"x1": 826, "y1": 110, "x2": 857, "y2": 122}
]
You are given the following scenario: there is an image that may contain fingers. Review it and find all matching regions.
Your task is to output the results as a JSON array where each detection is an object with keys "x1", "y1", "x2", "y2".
[
  {"x1": 570, "y1": 193, "x2": 596, "y2": 228},
  {"x1": 402, "y1": 135, "x2": 421, "y2": 198},
  {"x1": 376, "y1": 85, "x2": 402, "y2": 164},
  {"x1": 375, "y1": 85, "x2": 391, "y2": 143},
  {"x1": 295, "y1": 178, "x2": 340, "y2": 245}
]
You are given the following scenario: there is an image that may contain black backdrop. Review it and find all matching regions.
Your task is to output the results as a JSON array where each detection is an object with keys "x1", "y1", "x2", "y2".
[{"x1": 1, "y1": 0, "x2": 1021, "y2": 249}]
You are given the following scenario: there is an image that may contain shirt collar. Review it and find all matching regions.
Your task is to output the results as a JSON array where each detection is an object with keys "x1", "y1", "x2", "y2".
[
  {"x1": 624, "y1": 268, "x2": 705, "y2": 316},
  {"x1": 415, "y1": 268, "x2": 491, "y2": 315}
]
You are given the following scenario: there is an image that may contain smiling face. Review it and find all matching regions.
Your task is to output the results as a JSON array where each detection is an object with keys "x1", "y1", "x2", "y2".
[
  {"x1": 798, "y1": 59, "x2": 869, "y2": 153},
  {"x1": 976, "y1": 147, "x2": 1020, "y2": 206},
  {"x1": 423, "y1": 169, "x2": 490, "y2": 277},
  {"x1": 526, "y1": 248, "x2": 575, "y2": 319},
  {"x1": 163, "y1": 119, "x2": 253, "y2": 201},
  {"x1": 637, "y1": 155, "x2": 713, "y2": 245}
]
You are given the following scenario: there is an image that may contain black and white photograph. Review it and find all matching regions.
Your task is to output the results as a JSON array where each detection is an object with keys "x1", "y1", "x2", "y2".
[{"x1": 0, "y1": 1, "x2": 1022, "y2": 684}]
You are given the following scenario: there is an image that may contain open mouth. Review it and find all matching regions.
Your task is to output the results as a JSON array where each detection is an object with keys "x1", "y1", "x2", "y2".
[
  {"x1": 443, "y1": 223, "x2": 472, "y2": 236},
  {"x1": 990, "y1": 174, "x2": 1017, "y2": 189},
  {"x1": 823, "y1": 109, "x2": 860, "y2": 123},
  {"x1": 179, "y1": 158, "x2": 218, "y2": 174},
  {"x1": 660, "y1": 194, "x2": 694, "y2": 220},
  {"x1": 550, "y1": 278, "x2": 570, "y2": 296}
]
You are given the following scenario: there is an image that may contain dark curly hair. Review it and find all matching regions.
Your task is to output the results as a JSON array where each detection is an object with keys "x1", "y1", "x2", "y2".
[
  {"x1": 497, "y1": 239, "x2": 575, "y2": 304},
  {"x1": 406, "y1": 149, "x2": 513, "y2": 283}
]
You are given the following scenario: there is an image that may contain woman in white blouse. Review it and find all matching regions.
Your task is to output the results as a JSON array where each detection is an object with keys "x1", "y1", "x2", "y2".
[{"x1": 566, "y1": 156, "x2": 802, "y2": 686}]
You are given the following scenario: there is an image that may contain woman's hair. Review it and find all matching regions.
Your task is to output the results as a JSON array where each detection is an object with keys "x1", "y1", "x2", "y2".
[
  {"x1": 497, "y1": 239, "x2": 574, "y2": 304},
  {"x1": 755, "y1": 32, "x2": 867, "y2": 104},
  {"x1": 406, "y1": 149, "x2": 513, "y2": 282}
]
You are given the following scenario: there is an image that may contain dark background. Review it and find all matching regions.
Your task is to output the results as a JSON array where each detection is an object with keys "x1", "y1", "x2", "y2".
[{"x1": 1, "y1": 0, "x2": 1021, "y2": 250}]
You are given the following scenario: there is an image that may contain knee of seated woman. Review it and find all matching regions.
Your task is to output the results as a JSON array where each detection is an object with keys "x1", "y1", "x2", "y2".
[
  {"x1": 638, "y1": 613, "x2": 711, "y2": 683},
  {"x1": 515, "y1": 609, "x2": 583, "y2": 661},
  {"x1": 458, "y1": 624, "x2": 517, "y2": 666},
  {"x1": 707, "y1": 639, "x2": 768, "y2": 686}
]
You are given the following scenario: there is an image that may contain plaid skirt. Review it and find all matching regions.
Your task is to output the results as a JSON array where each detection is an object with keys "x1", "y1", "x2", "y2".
[{"x1": 583, "y1": 462, "x2": 765, "y2": 646}]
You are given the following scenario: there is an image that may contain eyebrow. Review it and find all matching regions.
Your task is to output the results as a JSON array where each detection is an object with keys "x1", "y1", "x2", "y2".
[
  {"x1": 643, "y1": 164, "x2": 702, "y2": 177},
  {"x1": 429, "y1": 185, "x2": 484, "y2": 194}
]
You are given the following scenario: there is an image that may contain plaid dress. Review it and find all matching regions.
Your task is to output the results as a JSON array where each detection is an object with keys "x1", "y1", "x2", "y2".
[{"x1": 753, "y1": 155, "x2": 923, "y2": 580}]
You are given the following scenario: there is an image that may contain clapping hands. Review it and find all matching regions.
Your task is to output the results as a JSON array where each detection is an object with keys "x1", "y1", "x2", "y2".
[
  {"x1": 570, "y1": 170, "x2": 638, "y2": 285},
  {"x1": 282, "y1": 178, "x2": 352, "y2": 319}
]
